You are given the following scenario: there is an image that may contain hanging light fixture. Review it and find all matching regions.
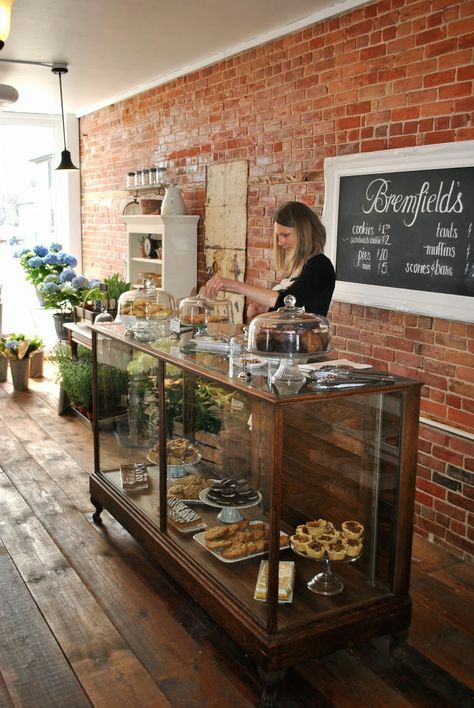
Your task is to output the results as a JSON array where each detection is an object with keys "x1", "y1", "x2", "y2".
[
  {"x1": 0, "y1": 82, "x2": 18, "y2": 107},
  {"x1": 52, "y1": 64, "x2": 79, "y2": 171},
  {"x1": 0, "y1": 0, "x2": 14, "y2": 50}
]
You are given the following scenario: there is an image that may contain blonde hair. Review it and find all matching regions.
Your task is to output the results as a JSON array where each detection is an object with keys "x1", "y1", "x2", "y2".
[{"x1": 273, "y1": 201, "x2": 326, "y2": 276}]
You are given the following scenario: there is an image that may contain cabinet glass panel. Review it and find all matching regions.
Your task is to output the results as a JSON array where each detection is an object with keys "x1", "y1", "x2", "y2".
[{"x1": 278, "y1": 391, "x2": 404, "y2": 631}]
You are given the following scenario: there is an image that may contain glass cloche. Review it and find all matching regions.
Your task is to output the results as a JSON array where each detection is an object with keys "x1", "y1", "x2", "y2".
[
  {"x1": 178, "y1": 294, "x2": 233, "y2": 332},
  {"x1": 116, "y1": 278, "x2": 175, "y2": 337},
  {"x1": 248, "y1": 295, "x2": 332, "y2": 393}
]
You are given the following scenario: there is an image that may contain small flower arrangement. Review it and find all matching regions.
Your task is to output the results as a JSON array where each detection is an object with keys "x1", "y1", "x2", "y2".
[
  {"x1": 0, "y1": 333, "x2": 40, "y2": 359},
  {"x1": 14, "y1": 242, "x2": 78, "y2": 287},
  {"x1": 38, "y1": 270, "x2": 101, "y2": 313}
]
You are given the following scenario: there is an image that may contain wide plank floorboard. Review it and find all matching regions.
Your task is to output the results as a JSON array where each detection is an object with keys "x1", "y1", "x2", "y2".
[{"x1": 0, "y1": 369, "x2": 473, "y2": 707}]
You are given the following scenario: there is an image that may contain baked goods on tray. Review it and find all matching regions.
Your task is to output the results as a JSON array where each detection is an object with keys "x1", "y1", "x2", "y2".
[
  {"x1": 167, "y1": 474, "x2": 215, "y2": 500},
  {"x1": 147, "y1": 437, "x2": 200, "y2": 466},
  {"x1": 205, "y1": 478, "x2": 260, "y2": 506},
  {"x1": 254, "y1": 560, "x2": 295, "y2": 602},
  {"x1": 197, "y1": 519, "x2": 290, "y2": 561},
  {"x1": 291, "y1": 518, "x2": 364, "y2": 560},
  {"x1": 120, "y1": 463, "x2": 149, "y2": 491},
  {"x1": 167, "y1": 497, "x2": 205, "y2": 533}
]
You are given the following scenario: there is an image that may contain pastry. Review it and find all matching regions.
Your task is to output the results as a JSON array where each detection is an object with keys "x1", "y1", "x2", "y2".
[
  {"x1": 326, "y1": 539, "x2": 346, "y2": 560},
  {"x1": 343, "y1": 537, "x2": 362, "y2": 557},
  {"x1": 167, "y1": 474, "x2": 214, "y2": 500},
  {"x1": 167, "y1": 497, "x2": 204, "y2": 530},
  {"x1": 203, "y1": 521, "x2": 288, "y2": 560},
  {"x1": 290, "y1": 533, "x2": 311, "y2": 553},
  {"x1": 120, "y1": 463, "x2": 149, "y2": 491},
  {"x1": 341, "y1": 520, "x2": 364, "y2": 540},
  {"x1": 254, "y1": 560, "x2": 295, "y2": 602},
  {"x1": 306, "y1": 540, "x2": 325, "y2": 559}
]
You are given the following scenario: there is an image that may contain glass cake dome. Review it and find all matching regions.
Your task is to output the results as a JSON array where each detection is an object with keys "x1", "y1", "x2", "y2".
[
  {"x1": 178, "y1": 294, "x2": 233, "y2": 332},
  {"x1": 247, "y1": 295, "x2": 332, "y2": 393}
]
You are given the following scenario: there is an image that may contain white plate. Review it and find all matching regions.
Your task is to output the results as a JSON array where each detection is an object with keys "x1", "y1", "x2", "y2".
[
  {"x1": 189, "y1": 336, "x2": 231, "y2": 353},
  {"x1": 193, "y1": 522, "x2": 290, "y2": 564}
]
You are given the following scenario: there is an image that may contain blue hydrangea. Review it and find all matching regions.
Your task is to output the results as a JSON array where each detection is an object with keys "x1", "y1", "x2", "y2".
[
  {"x1": 71, "y1": 275, "x2": 89, "y2": 290},
  {"x1": 27, "y1": 256, "x2": 44, "y2": 268},
  {"x1": 40, "y1": 282, "x2": 60, "y2": 294},
  {"x1": 14, "y1": 247, "x2": 31, "y2": 258},
  {"x1": 49, "y1": 243, "x2": 62, "y2": 252},
  {"x1": 57, "y1": 251, "x2": 78, "y2": 267},
  {"x1": 88, "y1": 278, "x2": 100, "y2": 288},
  {"x1": 59, "y1": 268, "x2": 76, "y2": 282},
  {"x1": 32, "y1": 245, "x2": 48, "y2": 257},
  {"x1": 43, "y1": 253, "x2": 60, "y2": 265},
  {"x1": 6, "y1": 340, "x2": 20, "y2": 350}
]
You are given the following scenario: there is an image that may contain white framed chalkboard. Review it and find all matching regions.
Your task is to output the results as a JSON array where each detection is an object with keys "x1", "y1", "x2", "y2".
[{"x1": 322, "y1": 142, "x2": 474, "y2": 322}]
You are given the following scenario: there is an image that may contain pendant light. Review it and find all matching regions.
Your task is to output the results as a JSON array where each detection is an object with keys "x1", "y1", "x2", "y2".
[
  {"x1": 52, "y1": 64, "x2": 79, "y2": 171},
  {"x1": 0, "y1": 82, "x2": 18, "y2": 107},
  {"x1": 0, "y1": 0, "x2": 15, "y2": 50}
]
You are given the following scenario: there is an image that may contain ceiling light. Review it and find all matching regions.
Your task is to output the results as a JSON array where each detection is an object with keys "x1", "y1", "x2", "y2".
[
  {"x1": 0, "y1": 0, "x2": 15, "y2": 50},
  {"x1": 0, "y1": 82, "x2": 18, "y2": 107},
  {"x1": 52, "y1": 64, "x2": 79, "y2": 171}
]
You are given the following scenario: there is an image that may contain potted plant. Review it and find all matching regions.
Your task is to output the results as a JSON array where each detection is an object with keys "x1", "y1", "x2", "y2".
[
  {"x1": 74, "y1": 273, "x2": 131, "y2": 323},
  {"x1": 37, "y1": 271, "x2": 101, "y2": 339},
  {"x1": 0, "y1": 336, "x2": 8, "y2": 383},
  {"x1": 52, "y1": 343, "x2": 128, "y2": 422},
  {"x1": 1, "y1": 333, "x2": 31, "y2": 390},
  {"x1": 14, "y1": 242, "x2": 78, "y2": 303}
]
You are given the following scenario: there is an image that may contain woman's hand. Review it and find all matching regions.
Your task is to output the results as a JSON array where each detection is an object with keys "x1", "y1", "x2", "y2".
[{"x1": 205, "y1": 274, "x2": 235, "y2": 298}]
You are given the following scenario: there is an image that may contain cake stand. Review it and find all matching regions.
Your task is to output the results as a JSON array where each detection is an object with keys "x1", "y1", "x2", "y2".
[
  {"x1": 291, "y1": 544, "x2": 362, "y2": 595},
  {"x1": 199, "y1": 488, "x2": 262, "y2": 523}
]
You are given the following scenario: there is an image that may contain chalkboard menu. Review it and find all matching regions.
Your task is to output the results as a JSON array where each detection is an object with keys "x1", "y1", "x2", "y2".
[{"x1": 336, "y1": 167, "x2": 474, "y2": 298}]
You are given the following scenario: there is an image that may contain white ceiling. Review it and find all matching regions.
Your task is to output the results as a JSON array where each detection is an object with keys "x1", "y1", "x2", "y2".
[{"x1": 0, "y1": 0, "x2": 368, "y2": 118}]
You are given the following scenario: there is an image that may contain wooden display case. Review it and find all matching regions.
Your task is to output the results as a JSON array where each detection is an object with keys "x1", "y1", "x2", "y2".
[{"x1": 89, "y1": 323, "x2": 421, "y2": 704}]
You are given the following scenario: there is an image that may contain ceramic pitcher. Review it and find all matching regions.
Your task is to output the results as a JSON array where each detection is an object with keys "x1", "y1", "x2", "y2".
[{"x1": 161, "y1": 184, "x2": 186, "y2": 215}]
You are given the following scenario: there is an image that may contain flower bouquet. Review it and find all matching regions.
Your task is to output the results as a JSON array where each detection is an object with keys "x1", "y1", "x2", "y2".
[{"x1": 0, "y1": 333, "x2": 43, "y2": 390}]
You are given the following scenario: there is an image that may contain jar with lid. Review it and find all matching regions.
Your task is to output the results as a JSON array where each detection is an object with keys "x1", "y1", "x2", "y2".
[
  {"x1": 134, "y1": 170, "x2": 142, "y2": 188},
  {"x1": 247, "y1": 294, "x2": 332, "y2": 392},
  {"x1": 141, "y1": 168, "x2": 150, "y2": 187},
  {"x1": 149, "y1": 167, "x2": 157, "y2": 185},
  {"x1": 127, "y1": 171, "x2": 136, "y2": 189},
  {"x1": 178, "y1": 294, "x2": 233, "y2": 333},
  {"x1": 117, "y1": 279, "x2": 176, "y2": 340}
]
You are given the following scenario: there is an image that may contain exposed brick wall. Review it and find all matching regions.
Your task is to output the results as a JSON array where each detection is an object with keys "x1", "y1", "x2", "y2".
[{"x1": 79, "y1": 0, "x2": 474, "y2": 559}]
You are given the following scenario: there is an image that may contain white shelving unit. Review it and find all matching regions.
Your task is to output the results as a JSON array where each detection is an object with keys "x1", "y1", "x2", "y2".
[{"x1": 123, "y1": 215, "x2": 199, "y2": 299}]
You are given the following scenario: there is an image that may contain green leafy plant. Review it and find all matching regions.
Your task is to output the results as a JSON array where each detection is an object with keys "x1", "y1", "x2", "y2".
[
  {"x1": 104, "y1": 273, "x2": 131, "y2": 301},
  {"x1": 52, "y1": 343, "x2": 128, "y2": 417}
]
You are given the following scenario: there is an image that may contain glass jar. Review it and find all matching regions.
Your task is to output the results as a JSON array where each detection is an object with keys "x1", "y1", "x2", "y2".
[
  {"x1": 127, "y1": 171, "x2": 136, "y2": 189},
  {"x1": 178, "y1": 295, "x2": 233, "y2": 332},
  {"x1": 141, "y1": 168, "x2": 150, "y2": 186},
  {"x1": 135, "y1": 170, "x2": 142, "y2": 188},
  {"x1": 248, "y1": 295, "x2": 332, "y2": 392},
  {"x1": 117, "y1": 279, "x2": 176, "y2": 337},
  {"x1": 149, "y1": 167, "x2": 157, "y2": 185}
]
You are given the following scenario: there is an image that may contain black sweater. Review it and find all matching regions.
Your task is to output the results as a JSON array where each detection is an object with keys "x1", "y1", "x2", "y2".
[{"x1": 271, "y1": 254, "x2": 336, "y2": 317}]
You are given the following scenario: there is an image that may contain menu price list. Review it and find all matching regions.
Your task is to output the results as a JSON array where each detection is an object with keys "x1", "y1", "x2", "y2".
[{"x1": 336, "y1": 167, "x2": 474, "y2": 298}]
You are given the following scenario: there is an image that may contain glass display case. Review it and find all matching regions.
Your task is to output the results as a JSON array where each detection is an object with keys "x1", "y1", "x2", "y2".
[{"x1": 89, "y1": 322, "x2": 421, "y2": 704}]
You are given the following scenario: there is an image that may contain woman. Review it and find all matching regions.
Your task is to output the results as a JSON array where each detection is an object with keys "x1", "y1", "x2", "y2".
[{"x1": 205, "y1": 201, "x2": 335, "y2": 317}]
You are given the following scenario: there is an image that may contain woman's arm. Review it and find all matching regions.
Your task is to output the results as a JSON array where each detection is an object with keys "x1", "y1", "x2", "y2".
[{"x1": 204, "y1": 274, "x2": 278, "y2": 308}]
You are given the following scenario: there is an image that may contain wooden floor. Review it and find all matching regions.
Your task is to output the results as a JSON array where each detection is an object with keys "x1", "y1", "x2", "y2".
[{"x1": 0, "y1": 364, "x2": 473, "y2": 708}]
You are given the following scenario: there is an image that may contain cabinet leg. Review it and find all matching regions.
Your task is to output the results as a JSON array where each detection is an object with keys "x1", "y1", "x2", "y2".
[
  {"x1": 91, "y1": 496, "x2": 103, "y2": 525},
  {"x1": 257, "y1": 666, "x2": 286, "y2": 707}
]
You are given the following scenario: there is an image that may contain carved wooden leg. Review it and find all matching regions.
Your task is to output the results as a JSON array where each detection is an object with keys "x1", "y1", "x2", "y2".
[
  {"x1": 91, "y1": 496, "x2": 103, "y2": 525},
  {"x1": 257, "y1": 666, "x2": 286, "y2": 707}
]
